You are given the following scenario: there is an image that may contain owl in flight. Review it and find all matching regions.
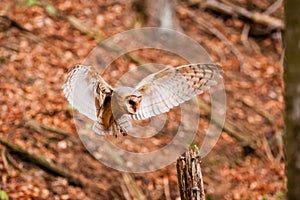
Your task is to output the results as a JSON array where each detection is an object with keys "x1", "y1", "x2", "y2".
[{"x1": 63, "y1": 63, "x2": 223, "y2": 137}]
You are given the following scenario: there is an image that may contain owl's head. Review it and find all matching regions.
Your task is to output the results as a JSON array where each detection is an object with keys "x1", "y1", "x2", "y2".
[
  {"x1": 113, "y1": 87, "x2": 142, "y2": 115},
  {"x1": 125, "y1": 95, "x2": 142, "y2": 114}
]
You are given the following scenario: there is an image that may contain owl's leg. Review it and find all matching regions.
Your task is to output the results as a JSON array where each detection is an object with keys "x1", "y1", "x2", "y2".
[
  {"x1": 110, "y1": 121, "x2": 127, "y2": 137},
  {"x1": 117, "y1": 114, "x2": 132, "y2": 136},
  {"x1": 111, "y1": 121, "x2": 119, "y2": 137},
  {"x1": 119, "y1": 124, "x2": 128, "y2": 136}
]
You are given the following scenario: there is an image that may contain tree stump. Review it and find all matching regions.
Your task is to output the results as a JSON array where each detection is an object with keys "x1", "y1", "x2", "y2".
[{"x1": 176, "y1": 147, "x2": 205, "y2": 200}]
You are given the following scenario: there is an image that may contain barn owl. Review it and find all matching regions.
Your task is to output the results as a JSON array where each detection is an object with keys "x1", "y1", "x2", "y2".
[{"x1": 63, "y1": 63, "x2": 223, "y2": 137}]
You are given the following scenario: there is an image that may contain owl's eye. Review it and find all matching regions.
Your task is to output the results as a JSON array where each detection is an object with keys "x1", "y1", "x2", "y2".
[
  {"x1": 128, "y1": 99, "x2": 136, "y2": 107},
  {"x1": 126, "y1": 99, "x2": 138, "y2": 114}
]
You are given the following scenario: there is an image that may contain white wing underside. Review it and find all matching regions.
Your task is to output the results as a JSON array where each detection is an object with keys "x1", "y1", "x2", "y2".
[
  {"x1": 63, "y1": 66, "x2": 100, "y2": 121},
  {"x1": 132, "y1": 63, "x2": 222, "y2": 120}
]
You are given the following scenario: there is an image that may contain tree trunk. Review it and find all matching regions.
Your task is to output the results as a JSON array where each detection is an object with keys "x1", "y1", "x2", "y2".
[
  {"x1": 176, "y1": 147, "x2": 205, "y2": 200},
  {"x1": 284, "y1": 0, "x2": 300, "y2": 199}
]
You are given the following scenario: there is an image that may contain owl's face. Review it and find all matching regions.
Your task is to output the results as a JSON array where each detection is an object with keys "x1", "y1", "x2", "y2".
[
  {"x1": 113, "y1": 87, "x2": 142, "y2": 115},
  {"x1": 125, "y1": 95, "x2": 142, "y2": 114}
]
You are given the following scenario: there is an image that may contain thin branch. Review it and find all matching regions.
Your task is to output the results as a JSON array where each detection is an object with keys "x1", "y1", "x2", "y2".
[
  {"x1": 1, "y1": 148, "x2": 10, "y2": 172},
  {"x1": 241, "y1": 24, "x2": 251, "y2": 50},
  {"x1": 25, "y1": 120, "x2": 73, "y2": 138},
  {"x1": 120, "y1": 183, "x2": 132, "y2": 200},
  {"x1": 66, "y1": 15, "x2": 103, "y2": 42},
  {"x1": 5, "y1": 150, "x2": 22, "y2": 170},
  {"x1": 122, "y1": 173, "x2": 146, "y2": 200},
  {"x1": 275, "y1": 131, "x2": 284, "y2": 163},
  {"x1": 262, "y1": 136, "x2": 276, "y2": 162},
  {"x1": 163, "y1": 176, "x2": 172, "y2": 200},
  {"x1": 263, "y1": 0, "x2": 283, "y2": 15}
]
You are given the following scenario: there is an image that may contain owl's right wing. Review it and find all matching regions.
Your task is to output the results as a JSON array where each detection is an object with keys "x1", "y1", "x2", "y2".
[
  {"x1": 132, "y1": 63, "x2": 223, "y2": 120},
  {"x1": 63, "y1": 65, "x2": 113, "y2": 121}
]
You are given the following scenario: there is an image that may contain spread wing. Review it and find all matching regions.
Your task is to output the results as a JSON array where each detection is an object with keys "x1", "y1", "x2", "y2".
[
  {"x1": 63, "y1": 64, "x2": 113, "y2": 121},
  {"x1": 132, "y1": 63, "x2": 223, "y2": 120}
]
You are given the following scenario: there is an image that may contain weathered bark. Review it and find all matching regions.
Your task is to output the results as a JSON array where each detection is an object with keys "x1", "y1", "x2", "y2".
[
  {"x1": 176, "y1": 147, "x2": 205, "y2": 200},
  {"x1": 284, "y1": 0, "x2": 300, "y2": 198}
]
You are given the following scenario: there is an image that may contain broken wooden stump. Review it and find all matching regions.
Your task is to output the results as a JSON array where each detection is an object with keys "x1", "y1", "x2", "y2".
[{"x1": 176, "y1": 147, "x2": 205, "y2": 200}]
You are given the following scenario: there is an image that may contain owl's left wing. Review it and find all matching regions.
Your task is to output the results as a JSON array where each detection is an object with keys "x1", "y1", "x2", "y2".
[
  {"x1": 63, "y1": 65, "x2": 113, "y2": 121},
  {"x1": 132, "y1": 63, "x2": 223, "y2": 120}
]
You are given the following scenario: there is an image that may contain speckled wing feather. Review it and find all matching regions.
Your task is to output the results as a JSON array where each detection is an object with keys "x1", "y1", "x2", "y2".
[
  {"x1": 132, "y1": 63, "x2": 223, "y2": 120},
  {"x1": 63, "y1": 65, "x2": 113, "y2": 121}
]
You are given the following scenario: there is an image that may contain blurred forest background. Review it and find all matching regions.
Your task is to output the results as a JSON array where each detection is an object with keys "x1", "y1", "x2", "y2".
[{"x1": 0, "y1": 0, "x2": 285, "y2": 199}]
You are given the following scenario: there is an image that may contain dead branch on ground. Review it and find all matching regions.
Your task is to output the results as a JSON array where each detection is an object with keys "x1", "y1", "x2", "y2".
[
  {"x1": 0, "y1": 138, "x2": 105, "y2": 192},
  {"x1": 24, "y1": 120, "x2": 78, "y2": 143},
  {"x1": 198, "y1": 0, "x2": 284, "y2": 30}
]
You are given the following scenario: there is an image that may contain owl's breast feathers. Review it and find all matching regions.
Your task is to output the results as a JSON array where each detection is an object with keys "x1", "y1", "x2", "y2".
[{"x1": 95, "y1": 84, "x2": 114, "y2": 131}]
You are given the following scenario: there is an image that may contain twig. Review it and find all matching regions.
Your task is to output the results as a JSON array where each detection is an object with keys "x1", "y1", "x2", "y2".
[
  {"x1": 275, "y1": 130, "x2": 284, "y2": 163},
  {"x1": 24, "y1": 120, "x2": 78, "y2": 144},
  {"x1": 200, "y1": 0, "x2": 284, "y2": 30},
  {"x1": 163, "y1": 176, "x2": 172, "y2": 200},
  {"x1": 120, "y1": 183, "x2": 132, "y2": 200},
  {"x1": 262, "y1": 136, "x2": 276, "y2": 162},
  {"x1": 263, "y1": 0, "x2": 283, "y2": 15},
  {"x1": 1, "y1": 148, "x2": 10, "y2": 172},
  {"x1": 66, "y1": 15, "x2": 103, "y2": 42},
  {"x1": 5, "y1": 150, "x2": 22, "y2": 170},
  {"x1": 241, "y1": 23, "x2": 251, "y2": 50},
  {"x1": 122, "y1": 173, "x2": 146, "y2": 200},
  {"x1": 25, "y1": 120, "x2": 73, "y2": 138}
]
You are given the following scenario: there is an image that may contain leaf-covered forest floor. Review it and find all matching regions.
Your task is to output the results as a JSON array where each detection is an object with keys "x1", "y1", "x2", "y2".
[{"x1": 0, "y1": 0, "x2": 285, "y2": 199}]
